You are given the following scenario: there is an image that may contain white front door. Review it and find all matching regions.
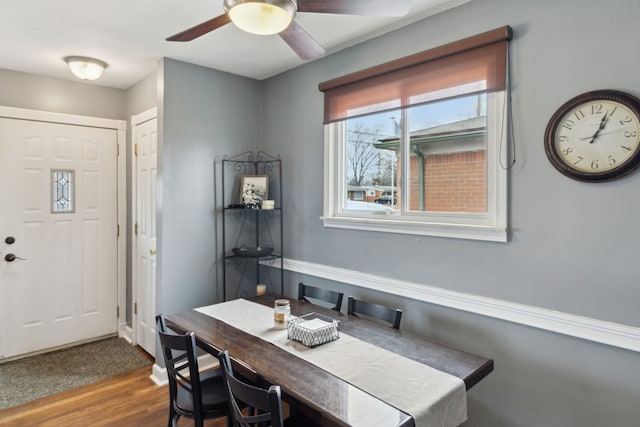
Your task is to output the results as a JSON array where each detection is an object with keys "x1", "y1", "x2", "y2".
[
  {"x1": 0, "y1": 117, "x2": 118, "y2": 360},
  {"x1": 133, "y1": 113, "x2": 157, "y2": 356}
]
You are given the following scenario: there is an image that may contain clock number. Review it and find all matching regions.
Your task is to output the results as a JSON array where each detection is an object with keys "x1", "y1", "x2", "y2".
[
  {"x1": 561, "y1": 147, "x2": 573, "y2": 156},
  {"x1": 619, "y1": 116, "x2": 633, "y2": 126},
  {"x1": 562, "y1": 119, "x2": 575, "y2": 130},
  {"x1": 573, "y1": 156, "x2": 584, "y2": 165},
  {"x1": 591, "y1": 104, "x2": 603, "y2": 114},
  {"x1": 621, "y1": 145, "x2": 632, "y2": 151},
  {"x1": 558, "y1": 135, "x2": 569, "y2": 142},
  {"x1": 591, "y1": 160, "x2": 599, "y2": 169},
  {"x1": 624, "y1": 130, "x2": 638, "y2": 138},
  {"x1": 574, "y1": 110, "x2": 585, "y2": 120},
  {"x1": 608, "y1": 155, "x2": 616, "y2": 167}
]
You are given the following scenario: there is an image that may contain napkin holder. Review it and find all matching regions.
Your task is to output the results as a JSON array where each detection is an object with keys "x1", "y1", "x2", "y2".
[{"x1": 287, "y1": 312, "x2": 339, "y2": 347}]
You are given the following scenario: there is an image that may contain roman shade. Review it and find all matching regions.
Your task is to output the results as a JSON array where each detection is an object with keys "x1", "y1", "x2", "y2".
[{"x1": 319, "y1": 26, "x2": 513, "y2": 124}]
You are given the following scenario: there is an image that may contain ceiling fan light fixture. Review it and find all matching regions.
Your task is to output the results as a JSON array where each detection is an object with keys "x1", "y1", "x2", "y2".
[
  {"x1": 224, "y1": 0, "x2": 296, "y2": 35},
  {"x1": 64, "y1": 56, "x2": 108, "y2": 81}
]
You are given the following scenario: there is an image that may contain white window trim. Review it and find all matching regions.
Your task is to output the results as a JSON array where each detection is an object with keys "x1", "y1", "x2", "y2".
[{"x1": 322, "y1": 92, "x2": 508, "y2": 242}]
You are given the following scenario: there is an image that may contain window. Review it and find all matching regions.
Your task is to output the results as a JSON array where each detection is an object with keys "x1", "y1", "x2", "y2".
[
  {"x1": 51, "y1": 169, "x2": 75, "y2": 213},
  {"x1": 320, "y1": 27, "x2": 511, "y2": 242}
]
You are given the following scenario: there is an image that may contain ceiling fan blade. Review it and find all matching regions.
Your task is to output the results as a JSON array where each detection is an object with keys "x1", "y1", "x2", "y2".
[
  {"x1": 279, "y1": 21, "x2": 325, "y2": 60},
  {"x1": 166, "y1": 14, "x2": 231, "y2": 42},
  {"x1": 297, "y1": 0, "x2": 411, "y2": 17}
]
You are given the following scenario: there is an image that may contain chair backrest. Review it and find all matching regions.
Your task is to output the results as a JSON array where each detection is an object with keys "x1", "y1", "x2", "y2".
[
  {"x1": 218, "y1": 350, "x2": 284, "y2": 427},
  {"x1": 157, "y1": 312, "x2": 168, "y2": 334},
  {"x1": 298, "y1": 282, "x2": 344, "y2": 312},
  {"x1": 347, "y1": 297, "x2": 403, "y2": 329},
  {"x1": 156, "y1": 315, "x2": 205, "y2": 420}
]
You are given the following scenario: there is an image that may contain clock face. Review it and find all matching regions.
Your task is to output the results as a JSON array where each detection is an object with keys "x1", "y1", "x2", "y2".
[{"x1": 545, "y1": 90, "x2": 640, "y2": 181}]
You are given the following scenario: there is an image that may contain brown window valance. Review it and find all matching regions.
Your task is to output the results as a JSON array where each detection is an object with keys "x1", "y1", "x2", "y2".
[{"x1": 319, "y1": 26, "x2": 513, "y2": 124}]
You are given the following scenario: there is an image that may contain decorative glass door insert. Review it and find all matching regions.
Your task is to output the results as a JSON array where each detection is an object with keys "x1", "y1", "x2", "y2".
[{"x1": 51, "y1": 169, "x2": 75, "y2": 213}]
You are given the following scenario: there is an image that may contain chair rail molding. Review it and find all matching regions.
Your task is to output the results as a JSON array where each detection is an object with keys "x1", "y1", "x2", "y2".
[{"x1": 275, "y1": 258, "x2": 640, "y2": 353}]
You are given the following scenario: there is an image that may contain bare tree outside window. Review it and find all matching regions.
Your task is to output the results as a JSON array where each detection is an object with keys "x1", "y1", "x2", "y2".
[
  {"x1": 346, "y1": 124, "x2": 385, "y2": 186},
  {"x1": 375, "y1": 150, "x2": 397, "y2": 186}
]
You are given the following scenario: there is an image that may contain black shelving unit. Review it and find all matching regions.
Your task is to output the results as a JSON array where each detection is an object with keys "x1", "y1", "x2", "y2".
[{"x1": 221, "y1": 151, "x2": 283, "y2": 301}]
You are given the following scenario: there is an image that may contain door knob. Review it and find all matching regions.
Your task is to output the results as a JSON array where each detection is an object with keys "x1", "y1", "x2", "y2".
[
  {"x1": 149, "y1": 249, "x2": 157, "y2": 255},
  {"x1": 5, "y1": 253, "x2": 27, "y2": 262},
  {"x1": 5, "y1": 236, "x2": 15, "y2": 244}
]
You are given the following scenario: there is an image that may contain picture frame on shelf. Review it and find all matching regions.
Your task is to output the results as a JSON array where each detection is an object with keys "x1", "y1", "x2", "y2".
[{"x1": 241, "y1": 175, "x2": 268, "y2": 206}]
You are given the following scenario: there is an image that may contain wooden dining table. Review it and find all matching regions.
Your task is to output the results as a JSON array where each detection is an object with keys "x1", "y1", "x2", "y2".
[{"x1": 165, "y1": 294, "x2": 493, "y2": 427}]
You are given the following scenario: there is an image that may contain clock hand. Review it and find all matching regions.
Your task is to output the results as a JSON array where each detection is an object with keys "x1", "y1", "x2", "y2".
[
  {"x1": 588, "y1": 109, "x2": 612, "y2": 143},
  {"x1": 579, "y1": 129, "x2": 625, "y2": 141}
]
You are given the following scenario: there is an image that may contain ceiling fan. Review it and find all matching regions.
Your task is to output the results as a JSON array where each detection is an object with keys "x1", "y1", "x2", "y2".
[{"x1": 166, "y1": 0, "x2": 411, "y2": 60}]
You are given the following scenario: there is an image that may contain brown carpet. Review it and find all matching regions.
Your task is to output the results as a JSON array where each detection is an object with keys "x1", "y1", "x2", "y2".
[{"x1": 0, "y1": 337, "x2": 152, "y2": 410}]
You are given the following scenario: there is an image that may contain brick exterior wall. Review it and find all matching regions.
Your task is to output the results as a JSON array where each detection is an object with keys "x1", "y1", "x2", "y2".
[{"x1": 410, "y1": 150, "x2": 487, "y2": 212}]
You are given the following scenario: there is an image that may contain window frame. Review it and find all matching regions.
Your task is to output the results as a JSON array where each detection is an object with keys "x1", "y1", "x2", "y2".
[
  {"x1": 320, "y1": 26, "x2": 511, "y2": 242},
  {"x1": 322, "y1": 89, "x2": 508, "y2": 243}
]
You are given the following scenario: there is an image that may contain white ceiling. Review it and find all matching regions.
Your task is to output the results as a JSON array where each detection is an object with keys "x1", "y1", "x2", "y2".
[{"x1": 1, "y1": 0, "x2": 469, "y2": 90}]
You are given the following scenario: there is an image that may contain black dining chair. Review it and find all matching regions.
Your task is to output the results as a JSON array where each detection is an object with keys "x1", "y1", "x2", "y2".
[
  {"x1": 297, "y1": 282, "x2": 344, "y2": 312},
  {"x1": 347, "y1": 296, "x2": 403, "y2": 329},
  {"x1": 217, "y1": 349, "x2": 318, "y2": 427},
  {"x1": 156, "y1": 314, "x2": 230, "y2": 427}
]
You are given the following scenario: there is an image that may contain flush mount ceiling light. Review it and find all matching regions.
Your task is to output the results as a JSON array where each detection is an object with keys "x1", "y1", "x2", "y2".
[
  {"x1": 223, "y1": 0, "x2": 296, "y2": 35},
  {"x1": 63, "y1": 56, "x2": 108, "y2": 81}
]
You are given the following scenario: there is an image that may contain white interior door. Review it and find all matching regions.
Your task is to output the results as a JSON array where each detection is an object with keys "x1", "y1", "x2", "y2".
[
  {"x1": 134, "y1": 114, "x2": 157, "y2": 356},
  {"x1": 0, "y1": 117, "x2": 118, "y2": 361}
]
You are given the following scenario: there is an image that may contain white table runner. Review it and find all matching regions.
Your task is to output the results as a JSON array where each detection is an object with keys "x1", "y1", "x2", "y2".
[{"x1": 196, "y1": 299, "x2": 466, "y2": 427}]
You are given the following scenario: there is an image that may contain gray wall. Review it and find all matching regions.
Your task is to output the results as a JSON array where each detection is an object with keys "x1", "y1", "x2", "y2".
[
  {"x1": 260, "y1": 0, "x2": 640, "y2": 425},
  {"x1": 0, "y1": 68, "x2": 125, "y2": 119},
  {"x1": 124, "y1": 71, "x2": 157, "y2": 120},
  {"x1": 157, "y1": 58, "x2": 260, "y2": 319}
]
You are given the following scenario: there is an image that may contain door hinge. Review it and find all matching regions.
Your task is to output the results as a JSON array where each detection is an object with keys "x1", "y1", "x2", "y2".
[
  {"x1": 134, "y1": 143, "x2": 138, "y2": 156},
  {"x1": 117, "y1": 306, "x2": 120, "y2": 317},
  {"x1": 117, "y1": 143, "x2": 120, "y2": 156},
  {"x1": 117, "y1": 224, "x2": 120, "y2": 237},
  {"x1": 134, "y1": 302, "x2": 137, "y2": 315},
  {"x1": 135, "y1": 223, "x2": 138, "y2": 235}
]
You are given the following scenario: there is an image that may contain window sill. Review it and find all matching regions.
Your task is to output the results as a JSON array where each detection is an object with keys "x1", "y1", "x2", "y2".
[{"x1": 321, "y1": 215, "x2": 507, "y2": 242}]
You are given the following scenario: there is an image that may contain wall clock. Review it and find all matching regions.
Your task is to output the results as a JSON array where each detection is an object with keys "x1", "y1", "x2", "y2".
[{"x1": 544, "y1": 90, "x2": 640, "y2": 182}]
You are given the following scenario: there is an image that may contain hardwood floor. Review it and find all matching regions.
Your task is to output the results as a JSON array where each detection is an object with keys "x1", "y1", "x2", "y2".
[{"x1": 0, "y1": 366, "x2": 226, "y2": 427}]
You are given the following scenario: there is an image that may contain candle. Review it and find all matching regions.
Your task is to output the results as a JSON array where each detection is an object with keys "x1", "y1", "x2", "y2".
[
  {"x1": 262, "y1": 200, "x2": 275, "y2": 210},
  {"x1": 274, "y1": 299, "x2": 290, "y2": 329},
  {"x1": 256, "y1": 284, "x2": 267, "y2": 296}
]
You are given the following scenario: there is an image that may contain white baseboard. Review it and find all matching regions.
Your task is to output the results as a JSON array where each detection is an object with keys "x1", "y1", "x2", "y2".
[
  {"x1": 150, "y1": 353, "x2": 220, "y2": 386},
  {"x1": 277, "y1": 258, "x2": 640, "y2": 353},
  {"x1": 150, "y1": 362, "x2": 167, "y2": 386},
  {"x1": 119, "y1": 324, "x2": 133, "y2": 344}
]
